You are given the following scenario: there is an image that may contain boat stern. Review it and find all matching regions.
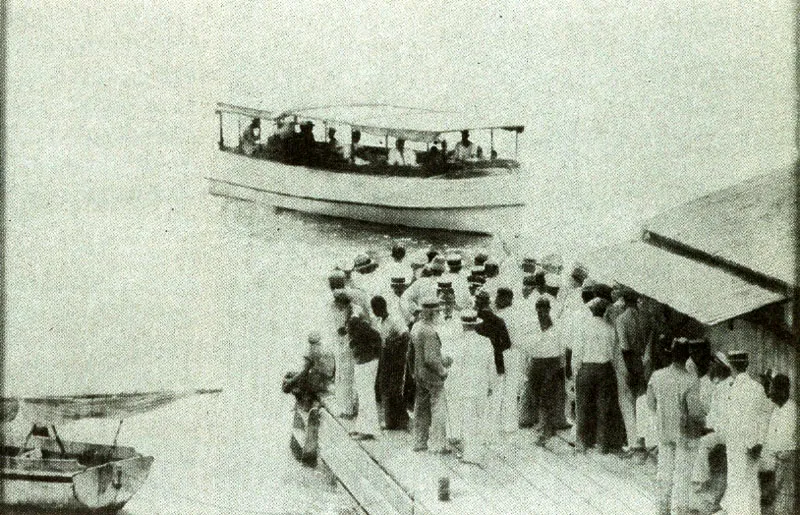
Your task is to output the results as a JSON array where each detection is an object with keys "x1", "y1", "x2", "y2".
[{"x1": 71, "y1": 455, "x2": 155, "y2": 511}]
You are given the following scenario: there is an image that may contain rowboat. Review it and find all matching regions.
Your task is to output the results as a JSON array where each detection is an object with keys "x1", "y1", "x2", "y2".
[
  {"x1": 1, "y1": 390, "x2": 220, "y2": 513},
  {"x1": 208, "y1": 103, "x2": 527, "y2": 234}
]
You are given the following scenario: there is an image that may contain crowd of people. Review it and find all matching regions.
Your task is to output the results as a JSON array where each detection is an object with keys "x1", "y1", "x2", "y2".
[
  {"x1": 284, "y1": 242, "x2": 796, "y2": 515},
  {"x1": 240, "y1": 116, "x2": 496, "y2": 171}
]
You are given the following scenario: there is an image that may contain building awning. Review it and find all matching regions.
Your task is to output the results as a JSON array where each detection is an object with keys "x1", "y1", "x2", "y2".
[{"x1": 578, "y1": 241, "x2": 786, "y2": 326}]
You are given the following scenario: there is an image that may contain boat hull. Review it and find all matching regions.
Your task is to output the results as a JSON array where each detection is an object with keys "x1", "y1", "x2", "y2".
[
  {"x1": 208, "y1": 152, "x2": 526, "y2": 234},
  {"x1": 1, "y1": 438, "x2": 154, "y2": 514}
]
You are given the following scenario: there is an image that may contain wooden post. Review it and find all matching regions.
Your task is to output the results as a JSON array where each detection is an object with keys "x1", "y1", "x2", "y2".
[
  {"x1": 50, "y1": 425, "x2": 66, "y2": 455},
  {"x1": 218, "y1": 112, "x2": 224, "y2": 150},
  {"x1": 490, "y1": 129, "x2": 494, "y2": 159},
  {"x1": 111, "y1": 419, "x2": 124, "y2": 449},
  {"x1": 515, "y1": 131, "x2": 519, "y2": 159}
]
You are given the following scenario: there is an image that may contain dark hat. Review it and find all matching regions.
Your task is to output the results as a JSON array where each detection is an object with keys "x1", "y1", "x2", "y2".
[
  {"x1": 522, "y1": 274, "x2": 537, "y2": 286},
  {"x1": 391, "y1": 242, "x2": 406, "y2": 253},
  {"x1": 328, "y1": 270, "x2": 346, "y2": 290},
  {"x1": 587, "y1": 297, "x2": 610, "y2": 317},
  {"x1": 571, "y1": 267, "x2": 588, "y2": 282},
  {"x1": 446, "y1": 253, "x2": 463, "y2": 266},
  {"x1": 437, "y1": 280, "x2": 453, "y2": 290},
  {"x1": 390, "y1": 276, "x2": 407, "y2": 285},
  {"x1": 474, "y1": 252, "x2": 489, "y2": 266},
  {"x1": 535, "y1": 296, "x2": 551, "y2": 309},
  {"x1": 420, "y1": 297, "x2": 442, "y2": 310},
  {"x1": 332, "y1": 289, "x2": 351, "y2": 304}
]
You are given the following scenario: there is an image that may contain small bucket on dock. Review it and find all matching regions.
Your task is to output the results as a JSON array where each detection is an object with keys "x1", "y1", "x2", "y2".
[{"x1": 438, "y1": 476, "x2": 450, "y2": 501}]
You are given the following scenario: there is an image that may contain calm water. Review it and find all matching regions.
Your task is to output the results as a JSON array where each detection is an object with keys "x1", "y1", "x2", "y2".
[{"x1": 4, "y1": 1, "x2": 796, "y2": 513}]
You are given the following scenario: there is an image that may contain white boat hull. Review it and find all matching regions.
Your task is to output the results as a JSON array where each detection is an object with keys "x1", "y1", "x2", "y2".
[
  {"x1": 208, "y1": 152, "x2": 526, "y2": 234},
  {"x1": 1, "y1": 438, "x2": 154, "y2": 513}
]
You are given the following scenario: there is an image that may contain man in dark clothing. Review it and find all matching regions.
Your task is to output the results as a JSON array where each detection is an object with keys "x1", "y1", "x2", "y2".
[{"x1": 475, "y1": 306, "x2": 511, "y2": 376}]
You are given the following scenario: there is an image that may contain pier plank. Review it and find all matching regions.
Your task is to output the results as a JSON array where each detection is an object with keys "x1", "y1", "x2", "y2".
[{"x1": 317, "y1": 402, "x2": 657, "y2": 515}]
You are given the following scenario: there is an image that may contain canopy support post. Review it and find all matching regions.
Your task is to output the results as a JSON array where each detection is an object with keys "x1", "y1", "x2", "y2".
[
  {"x1": 218, "y1": 112, "x2": 224, "y2": 150},
  {"x1": 490, "y1": 129, "x2": 495, "y2": 159},
  {"x1": 385, "y1": 132, "x2": 389, "y2": 151},
  {"x1": 111, "y1": 419, "x2": 124, "y2": 449},
  {"x1": 50, "y1": 425, "x2": 66, "y2": 455},
  {"x1": 515, "y1": 131, "x2": 519, "y2": 159}
]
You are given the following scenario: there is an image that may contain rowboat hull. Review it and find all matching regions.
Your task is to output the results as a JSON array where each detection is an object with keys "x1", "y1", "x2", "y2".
[
  {"x1": 1, "y1": 437, "x2": 154, "y2": 513},
  {"x1": 208, "y1": 152, "x2": 526, "y2": 234}
]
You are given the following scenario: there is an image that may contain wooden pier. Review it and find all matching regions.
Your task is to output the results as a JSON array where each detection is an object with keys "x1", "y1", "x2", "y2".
[{"x1": 316, "y1": 402, "x2": 658, "y2": 514}]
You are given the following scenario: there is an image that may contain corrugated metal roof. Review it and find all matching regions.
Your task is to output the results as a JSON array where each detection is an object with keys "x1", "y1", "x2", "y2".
[
  {"x1": 578, "y1": 241, "x2": 786, "y2": 325},
  {"x1": 643, "y1": 167, "x2": 796, "y2": 287}
]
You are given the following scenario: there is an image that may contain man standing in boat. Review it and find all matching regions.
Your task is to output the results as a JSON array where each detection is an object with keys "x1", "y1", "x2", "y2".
[
  {"x1": 453, "y1": 130, "x2": 476, "y2": 161},
  {"x1": 411, "y1": 297, "x2": 452, "y2": 453}
]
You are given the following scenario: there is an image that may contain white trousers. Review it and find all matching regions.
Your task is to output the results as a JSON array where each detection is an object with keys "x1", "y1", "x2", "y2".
[
  {"x1": 616, "y1": 374, "x2": 638, "y2": 447},
  {"x1": 657, "y1": 439, "x2": 695, "y2": 515},
  {"x1": 353, "y1": 359, "x2": 380, "y2": 436},
  {"x1": 461, "y1": 395, "x2": 490, "y2": 465},
  {"x1": 720, "y1": 445, "x2": 762, "y2": 515}
]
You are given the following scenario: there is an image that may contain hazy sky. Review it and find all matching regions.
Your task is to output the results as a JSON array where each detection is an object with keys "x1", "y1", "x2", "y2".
[{"x1": 4, "y1": 1, "x2": 796, "y2": 393}]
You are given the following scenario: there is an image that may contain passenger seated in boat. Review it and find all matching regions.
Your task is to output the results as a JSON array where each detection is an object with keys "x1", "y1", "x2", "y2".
[
  {"x1": 453, "y1": 130, "x2": 476, "y2": 161},
  {"x1": 387, "y1": 138, "x2": 418, "y2": 167},
  {"x1": 241, "y1": 118, "x2": 261, "y2": 156},
  {"x1": 327, "y1": 128, "x2": 340, "y2": 152},
  {"x1": 341, "y1": 130, "x2": 369, "y2": 165},
  {"x1": 282, "y1": 332, "x2": 335, "y2": 409},
  {"x1": 266, "y1": 118, "x2": 295, "y2": 158},
  {"x1": 476, "y1": 146, "x2": 484, "y2": 160},
  {"x1": 288, "y1": 121, "x2": 318, "y2": 165}
]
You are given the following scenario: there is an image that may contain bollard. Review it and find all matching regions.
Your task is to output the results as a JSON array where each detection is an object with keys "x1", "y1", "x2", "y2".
[{"x1": 438, "y1": 476, "x2": 450, "y2": 501}]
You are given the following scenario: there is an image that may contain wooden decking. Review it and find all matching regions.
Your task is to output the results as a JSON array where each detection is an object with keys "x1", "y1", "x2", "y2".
[{"x1": 317, "y1": 403, "x2": 658, "y2": 514}]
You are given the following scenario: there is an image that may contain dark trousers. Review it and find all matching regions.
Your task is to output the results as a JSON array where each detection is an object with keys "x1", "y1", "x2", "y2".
[
  {"x1": 575, "y1": 362, "x2": 618, "y2": 451},
  {"x1": 379, "y1": 338, "x2": 410, "y2": 430},
  {"x1": 519, "y1": 357, "x2": 562, "y2": 435}
]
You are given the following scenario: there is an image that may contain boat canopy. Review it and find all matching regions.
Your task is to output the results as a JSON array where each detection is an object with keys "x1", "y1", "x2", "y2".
[
  {"x1": 216, "y1": 102, "x2": 525, "y2": 143},
  {"x1": 3, "y1": 389, "x2": 221, "y2": 425}
]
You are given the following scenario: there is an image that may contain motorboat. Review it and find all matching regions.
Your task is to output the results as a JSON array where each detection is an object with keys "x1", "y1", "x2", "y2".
[{"x1": 208, "y1": 102, "x2": 527, "y2": 234}]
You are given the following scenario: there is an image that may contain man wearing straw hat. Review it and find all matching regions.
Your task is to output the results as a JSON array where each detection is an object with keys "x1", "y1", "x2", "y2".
[{"x1": 411, "y1": 297, "x2": 452, "y2": 453}]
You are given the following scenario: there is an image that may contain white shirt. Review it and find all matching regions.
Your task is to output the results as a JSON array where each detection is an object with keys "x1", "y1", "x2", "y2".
[
  {"x1": 706, "y1": 376, "x2": 734, "y2": 432},
  {"x1": 647, "y1": 365, "x2": 698, "y2": 443},
  {"x1": 442, "y1": 271, "x2": 472, "y2": 311},
  {"x1": 387, "y1": 147, "x2": 418, "y2": 166},
  {"x1": 572, "y1": 315, "x2": 616, "y2": 367},
  {"x1": 765, "y1": 399, "x2": 796, "y2": 454},
  {"x1": 458, "y1": 329, "x2": 495, "y2": 399},
  {"x1": 724, "y1": 373, "x2": 770, "y2": 450},
  {"x1": 453, "y1": 141, "x2": 475, "y2": 161},
  {"x1": 378, "y1": 313, "x2": 409, "y2": 344},
  {"x1": 351, "y1": 270, "x2": 384, "y2": 300},
  {"x1": 531, "y1": 325, "x2": 563, "y2": 359}
]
